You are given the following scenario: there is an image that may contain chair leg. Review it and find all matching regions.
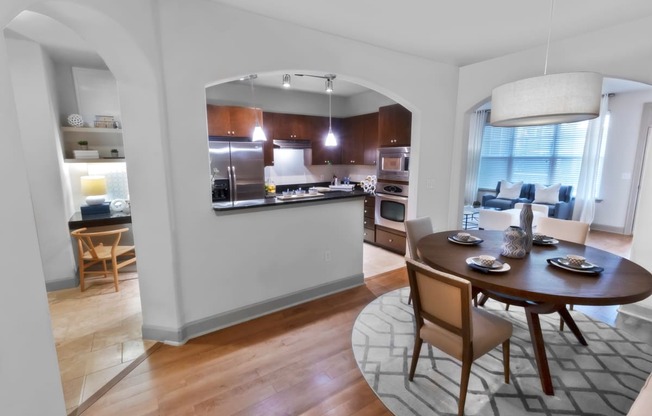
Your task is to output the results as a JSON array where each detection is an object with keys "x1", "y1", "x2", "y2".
[
  {"x1": 505, "y1": 304, "x2": 510, "y2": 311},
  {"x1": 112, "y1": 260, "x2": 120, "y2": 292},
  {"x1": 79, "y1": 262, "x2": 86, "y2": 292},
  {"x1": 102, "y1": 259, "x2": 109, "y2": 278},
  {"x1": 408, "y1": 337, "x2": 423, "y2": 381},
  {"x1": 503, "y1": 339, "x2": 510, "y2": 384},
  {"x1": 408, "y1": 290, "x2": 412, "y2": 305},
  {"x1": 458, "y1": 357, "x2": 473, "y2": 416}
]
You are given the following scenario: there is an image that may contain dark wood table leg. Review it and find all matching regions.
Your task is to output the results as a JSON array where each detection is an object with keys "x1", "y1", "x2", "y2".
[
  {"x1": 477, "y1": 293, "x2": 489, "y2": 306},
  {"x1": 557, "y1": 307, "x2": 588, "y2": 346},
  {"x1": 525, "y1": 309, "x2": 554, "y2": 395}
]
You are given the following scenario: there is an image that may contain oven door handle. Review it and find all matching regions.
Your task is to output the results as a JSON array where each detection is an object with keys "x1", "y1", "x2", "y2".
[{"x1": 376, "y1": 193, "x2": 408, "y2": 202}]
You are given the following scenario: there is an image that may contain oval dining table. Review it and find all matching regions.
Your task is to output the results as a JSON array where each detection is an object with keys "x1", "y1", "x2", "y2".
[{"x1": 417, "y1": 229, "x2": 652, "y2": 396}]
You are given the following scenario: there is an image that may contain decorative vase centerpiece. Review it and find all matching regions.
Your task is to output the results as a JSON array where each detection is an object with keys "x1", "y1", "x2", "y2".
[
  {"x1": 520, "y1": 203, "x2": 534, "y2": 253},
  {"x1": 501, "y1": 226, "x2": 527, "y2": 258}
]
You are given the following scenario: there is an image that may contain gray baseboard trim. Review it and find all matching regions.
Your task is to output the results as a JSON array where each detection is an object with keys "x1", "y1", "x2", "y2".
[
  {"x1": 142, "y1": 273, "x2": 365, "y2": 345},
  {"x1": 590, "y1": 223, "x2": 627, "y2": 234},
  {"x1": 45, "y1": 276, "x2": 79, "y2": 292}
]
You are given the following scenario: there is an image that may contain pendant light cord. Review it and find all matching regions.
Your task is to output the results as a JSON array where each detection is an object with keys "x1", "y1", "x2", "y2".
[
  {"x1": 543, "y1": 0, "x2": 555, "y2": 75},
  {"x1": 328, "y1": 91, "x2": 332, "y2": 132},
  {"x1": 249, "y1": 76, "x2": 261, "y2": 126}
]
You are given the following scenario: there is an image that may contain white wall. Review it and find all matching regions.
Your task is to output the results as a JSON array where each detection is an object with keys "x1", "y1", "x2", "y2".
[
  {"x1": 207, "y1": 81, "x2": 394, "y2": 118},
  {"x1": 156, "y1": 0, "x2": 458, "y2": 327},
  {"x1": 0, "y1": 29, "x2": 66, "y2": 415},
  {"x1": 593, "y1": 91, "x2": 652, "y2": 232},
  {"x1": 6, "y1": 36, "x2": 76, "y2": 286}
]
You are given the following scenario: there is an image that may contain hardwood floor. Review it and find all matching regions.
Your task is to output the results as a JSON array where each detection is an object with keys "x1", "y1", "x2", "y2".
[{"x1": 51, "y1": 230, "x2": 634, "y2": 415}]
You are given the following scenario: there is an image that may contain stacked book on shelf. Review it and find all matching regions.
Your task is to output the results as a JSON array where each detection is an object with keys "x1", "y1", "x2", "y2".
[
  {"x1": 73, "y1": 150, "x2": 100, "y2": 159},
  {"x1": 94, "y1": 115, "x2": 117, "y2": 128}
]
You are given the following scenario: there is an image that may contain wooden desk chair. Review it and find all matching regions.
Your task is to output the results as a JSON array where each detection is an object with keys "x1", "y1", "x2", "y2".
[
  {"x1": 406, "y1": 258, "x2": 512, "y2": 416},
  {"x1": 536, "y1": 217, "x2": 590, "y2": 330},
  {"x1": 70, "y1": 227, "x2": 137, "y2": 292}
]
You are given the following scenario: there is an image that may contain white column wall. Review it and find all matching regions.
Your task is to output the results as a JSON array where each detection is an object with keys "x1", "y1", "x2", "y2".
[
  {"x1": 0, "y1": 32, "x2": 66, "y2": 416},
  {"x1": 6, "y1": 37, "x2": 77, "y2": 286}
]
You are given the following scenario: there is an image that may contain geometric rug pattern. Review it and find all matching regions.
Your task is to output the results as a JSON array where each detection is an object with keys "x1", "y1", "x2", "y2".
[{"x1": 352, "y1": 287, "x2": 652, "y2": 415}]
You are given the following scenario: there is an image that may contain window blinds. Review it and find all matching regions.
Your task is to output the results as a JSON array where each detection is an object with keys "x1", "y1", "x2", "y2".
[{"x1": 477, "y1": 117, "x2": 588, "y2": 190}]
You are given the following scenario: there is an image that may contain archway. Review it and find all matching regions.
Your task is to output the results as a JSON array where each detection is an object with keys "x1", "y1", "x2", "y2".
[{"x1": 0, "y1": 1, "x2": 179, "y2": 413}]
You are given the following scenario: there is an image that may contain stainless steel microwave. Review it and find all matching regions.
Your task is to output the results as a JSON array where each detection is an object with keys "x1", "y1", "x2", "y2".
[{"x1": 377, "y1": 146, "x2": 410, "y2": 181}]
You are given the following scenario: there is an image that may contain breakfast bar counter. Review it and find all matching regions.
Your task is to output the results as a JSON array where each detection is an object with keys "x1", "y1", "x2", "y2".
[{"x1": 212, "y1": 188, "x2": 368, "y2": 212}]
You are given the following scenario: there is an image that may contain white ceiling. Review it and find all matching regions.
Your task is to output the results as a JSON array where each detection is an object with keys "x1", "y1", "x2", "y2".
[
  {"x1": 211, "y1": 0, "x2": 652, "y2": 66},
  {"x1": 5, "y1": 2, "x2": 652, "y2": 96}
]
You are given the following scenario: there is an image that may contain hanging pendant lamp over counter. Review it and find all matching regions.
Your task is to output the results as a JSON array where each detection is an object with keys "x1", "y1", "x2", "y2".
[{"x1": 489, "y1": 0, "x2": 603, "y2": 127}]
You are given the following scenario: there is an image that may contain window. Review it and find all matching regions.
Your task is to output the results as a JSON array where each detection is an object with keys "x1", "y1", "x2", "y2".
[{"x1": 477, "y1": 114, "x2": 590, "y2": 191}]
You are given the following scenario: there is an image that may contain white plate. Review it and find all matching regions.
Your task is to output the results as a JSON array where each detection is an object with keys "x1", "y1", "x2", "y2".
[
  {"x1": 558, "y1": 258, "x2": 597, "y2": 269},
  {"x1": 533, "y1": 238, "x2": 559, "y2": 246},
  {"x1": 448, "y1": 235, "x2": 484, "y2": 245},
  {"x1": 470, "y1": 257, "x2": 503, "y2": 269},
  {"x1": 547, "y1": 258, "x2": 603, "y2": 274},
  {"x1": 466, "y1": 257, "x2": 511, "y2": 273}
]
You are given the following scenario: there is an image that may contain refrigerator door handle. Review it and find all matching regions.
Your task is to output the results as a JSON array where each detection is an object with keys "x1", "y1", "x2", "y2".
[
  {"x1": 227, "y1": 166, "x2": 234, "y2": 202},
  {"x1": 230, "y1": 165, "x2": 238, "y2": 201}
]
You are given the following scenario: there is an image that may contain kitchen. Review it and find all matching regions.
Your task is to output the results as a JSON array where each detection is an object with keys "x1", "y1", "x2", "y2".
[{"x1": 206, "y1": 73, "x2": 413, "y2": 255}]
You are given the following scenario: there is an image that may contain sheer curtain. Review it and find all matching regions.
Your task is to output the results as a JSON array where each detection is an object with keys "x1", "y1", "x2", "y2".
[
  {"x1": 465, "y1": 109, "x2": 489, "y2": 205},
  {"x1": 573, "y1": 94, "x2": 610, "y2": 224}
]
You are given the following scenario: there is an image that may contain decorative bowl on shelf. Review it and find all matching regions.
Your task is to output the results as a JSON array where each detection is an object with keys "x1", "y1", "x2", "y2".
[{"x1": 67, "y1": 114, "x2": 84, "y2": 127}]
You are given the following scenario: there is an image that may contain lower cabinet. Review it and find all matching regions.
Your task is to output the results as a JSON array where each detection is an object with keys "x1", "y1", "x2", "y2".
[
  {"x1": 375, "y1": 226, "x2": 407, "y2": 255},
  {"x1": 363, "y1": 195, "x2": 375, "y2": 243}
]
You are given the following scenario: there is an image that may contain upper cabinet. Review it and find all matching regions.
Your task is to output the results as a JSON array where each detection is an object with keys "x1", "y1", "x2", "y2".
[
  {"x1": 311, "y1": 116, "x2": 342, "y2": 165},
  {"x1": 378, "y1": 104, "x2": 411, "y2": 147},
  {"x1": 270, "y1": 113, "x2": 315, "y2": 139},
  {"x1": 206, "y1": 105, "x2": 262, "y2": 138},
  {"x1": 341, "y1": 112, "x2": 379, "y2": 165}
]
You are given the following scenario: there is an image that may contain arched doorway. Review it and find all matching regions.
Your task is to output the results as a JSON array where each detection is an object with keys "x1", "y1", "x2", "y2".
[{"x1": 0, "y1": 1, "x2": 178, "y2": 413}]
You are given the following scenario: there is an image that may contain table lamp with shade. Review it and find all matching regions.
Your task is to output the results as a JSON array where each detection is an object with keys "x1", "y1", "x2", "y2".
[{"x1": 81, "y1": 175, "x2": 107, "y2": 205}]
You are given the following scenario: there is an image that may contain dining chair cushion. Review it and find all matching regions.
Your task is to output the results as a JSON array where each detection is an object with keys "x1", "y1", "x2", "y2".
[
  {"x1": 420, "y1": 307, "x2": 513, "y2": 360},
  {"x1": 628, "y1": 371, "x2": 652, "y2": 416}
]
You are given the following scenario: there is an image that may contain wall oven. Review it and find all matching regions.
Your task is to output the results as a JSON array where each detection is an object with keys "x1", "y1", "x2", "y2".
[
  {"x1": 375, "y1": 181, "x2": 409, "y2": 232},
  {"x1": 377, "y1": 146, "x2": 410, "y2": 182}
]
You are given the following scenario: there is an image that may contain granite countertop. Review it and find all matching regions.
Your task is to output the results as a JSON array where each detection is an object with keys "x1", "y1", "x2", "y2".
[{"x1": 212, "y1": 183, "x2": 369, "y2": 212}]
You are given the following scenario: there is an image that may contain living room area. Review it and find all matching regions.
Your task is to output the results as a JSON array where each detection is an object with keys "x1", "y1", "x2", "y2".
[{"x1": 462, "y1": 79, "x2": 652, "y2": 238}]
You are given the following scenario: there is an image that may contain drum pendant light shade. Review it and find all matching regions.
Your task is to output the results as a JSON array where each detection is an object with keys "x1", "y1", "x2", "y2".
[{"x1": 490, "y1": 72, "x2": 603, "y2": 127}]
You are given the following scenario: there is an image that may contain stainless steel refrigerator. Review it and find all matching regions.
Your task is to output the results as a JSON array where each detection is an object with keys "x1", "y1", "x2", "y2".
[{"x1": 209, "y1": 140, "x2": 265, "y2": 206}]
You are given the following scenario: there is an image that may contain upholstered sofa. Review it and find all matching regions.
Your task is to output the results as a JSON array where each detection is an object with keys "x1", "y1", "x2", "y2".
[{"x1": 481, "y1": 181, "x2": 574, "y2": 219}]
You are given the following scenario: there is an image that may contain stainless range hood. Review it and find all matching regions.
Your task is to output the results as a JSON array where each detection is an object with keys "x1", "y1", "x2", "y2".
[{"x1": 273, "y1": 139, "x2": 312, "y2": 149}]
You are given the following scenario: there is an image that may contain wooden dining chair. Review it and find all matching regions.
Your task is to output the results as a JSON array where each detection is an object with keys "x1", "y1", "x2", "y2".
[
  {"x1": 406, "y1": 258, "x2": 512, "y2": 416},
  {"x1": 536, "y1": 217, "x2": 590, "y2": 330},
  {"x1": 70, "y1": 227, "x2": 137, "y2": 292}
]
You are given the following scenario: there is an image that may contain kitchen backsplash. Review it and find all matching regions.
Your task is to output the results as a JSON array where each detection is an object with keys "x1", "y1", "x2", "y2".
[{"x1": 265, "y1": 148, "x2": 375, "y2": 186}]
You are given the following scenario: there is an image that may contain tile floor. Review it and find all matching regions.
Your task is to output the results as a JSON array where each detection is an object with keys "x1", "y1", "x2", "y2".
[{"x1": 47, "y1": 273, "x2": 156, "y2": 413}]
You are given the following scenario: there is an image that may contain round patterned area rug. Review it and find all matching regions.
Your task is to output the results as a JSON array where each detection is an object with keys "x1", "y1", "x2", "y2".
[{"x1": 352, "y1": 287, "x2": 652, "y2": 416}]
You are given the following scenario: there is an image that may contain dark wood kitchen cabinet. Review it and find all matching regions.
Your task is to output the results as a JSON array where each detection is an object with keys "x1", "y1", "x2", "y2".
[
  {"x1": 363, "y1": 195, "x2": 375, "y2": 243},
  {"x1": 340, "y1": 112, "x2": 379, "y2": 166},
  {"x1": 311, "y1": 116, "x2": 342, "y2": 165},
  {"x1": 261, "y1": 112, "x2": 275, "y2": 166},
  {"x1": 375, "y1": 226, "x2": 406, "y2": 255},
  {"x1": 270, "y1": 113, "x2": 314, "y2": 139},
  {"x1": 378, "y1": 103, "x2": 411, "y2": 147},
  {"x1": 206, "y1": 105, "x2": 262, "y2": 138}
]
